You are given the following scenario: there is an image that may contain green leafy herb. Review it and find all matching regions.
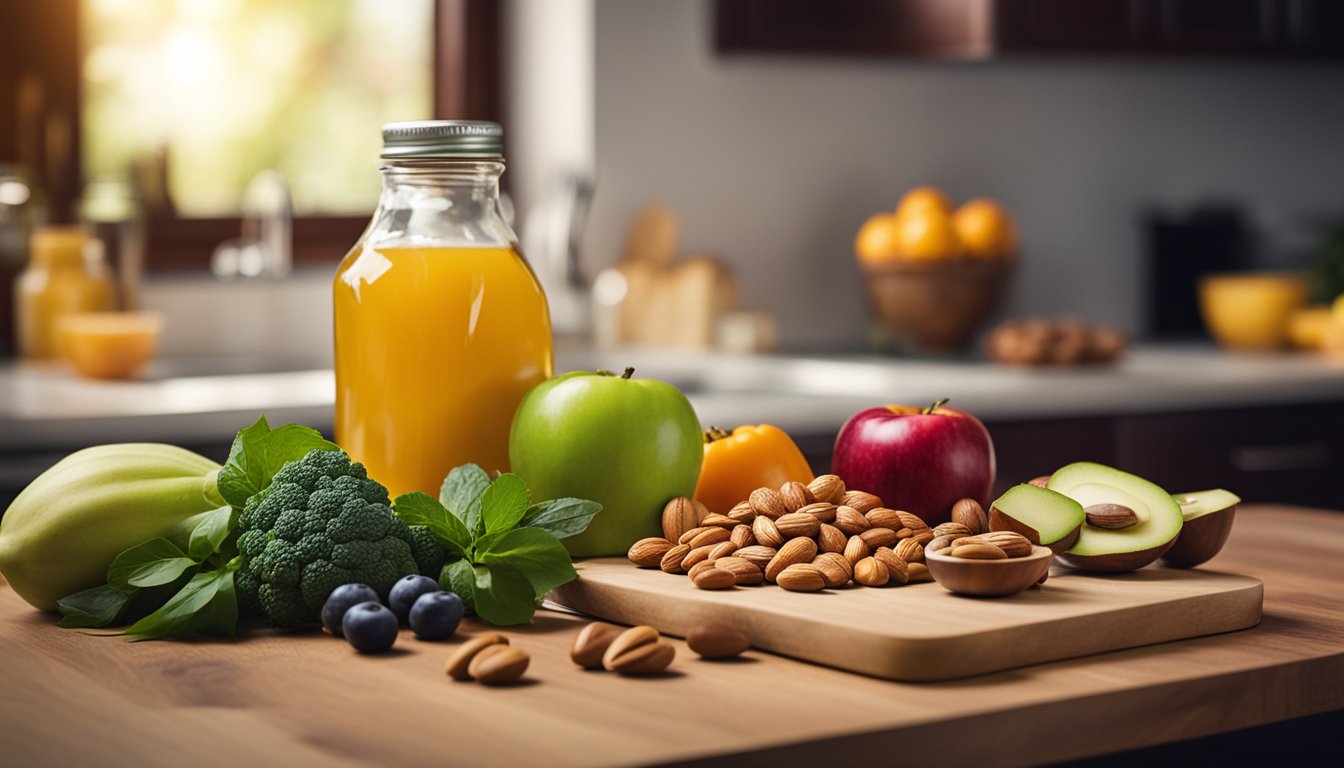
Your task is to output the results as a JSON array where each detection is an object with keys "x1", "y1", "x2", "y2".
[
  {"x1": 394, "y1": 469, "x2": 600, "y2": 626},
  {"x1": 217, "y1": 415, "x2": 338, "y2": 509},
  {"x1": 124, "y1": 563, "x2": 239, "y2": 641},
  {"x1": 56, "y1": 584, "x2": 134, "y2": 629},
  {"x1": 187, "y1": 506, "x2": 235, "y2": 560},
  {"x1": 107, "y1": 539, "x2": 198, "y2": 589}
]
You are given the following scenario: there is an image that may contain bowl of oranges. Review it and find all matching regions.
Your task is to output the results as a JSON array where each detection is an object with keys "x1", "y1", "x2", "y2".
[{"x1": 855, "y1": 187, "x2": 1017, "y2": 353}]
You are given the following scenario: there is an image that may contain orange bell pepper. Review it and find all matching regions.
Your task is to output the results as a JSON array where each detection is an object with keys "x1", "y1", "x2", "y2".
[{"x1": 693, "y1": 424, "x2": 815, "y2": 515}]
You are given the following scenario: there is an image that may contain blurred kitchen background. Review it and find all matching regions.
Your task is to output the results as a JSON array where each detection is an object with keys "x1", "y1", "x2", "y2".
[{"x1": 3, "y1": 0, "x2": 1344, "y2": 508}]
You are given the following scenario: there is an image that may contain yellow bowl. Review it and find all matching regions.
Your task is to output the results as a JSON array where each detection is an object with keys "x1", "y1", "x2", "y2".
[
  {"x1": 1198, "y1": 273, "x2": 1309, "y2": 351},
  {"x1": 59, "y1": 312, "x2": 162, "y2": 380}
]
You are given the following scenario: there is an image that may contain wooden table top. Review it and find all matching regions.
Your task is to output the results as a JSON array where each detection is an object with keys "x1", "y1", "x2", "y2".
[{"x1": 2, "y1": 504, "x2": 1341, "y2": 768}]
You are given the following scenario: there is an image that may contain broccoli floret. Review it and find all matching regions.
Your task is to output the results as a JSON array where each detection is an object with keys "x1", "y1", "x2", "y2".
[
  {"x1": 407, "y1": 525, "x2": 449, "y2": 576},
  {"x1": 234, "y1": 449, "x2": 444, "y2": 628}
]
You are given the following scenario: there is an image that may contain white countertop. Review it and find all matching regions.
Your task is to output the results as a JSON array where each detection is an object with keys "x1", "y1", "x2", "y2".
[{"x1": 3, "y1": 345, "x2": 1343, "y2": 455}]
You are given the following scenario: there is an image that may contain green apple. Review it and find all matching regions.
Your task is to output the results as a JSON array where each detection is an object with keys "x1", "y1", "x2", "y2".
[
  {"x1": 509, "y1": 367, "x2": 703, "y2": 557},
  {"x1": 1047, "y1": 462, "x2": 1184, "y2": 572}
]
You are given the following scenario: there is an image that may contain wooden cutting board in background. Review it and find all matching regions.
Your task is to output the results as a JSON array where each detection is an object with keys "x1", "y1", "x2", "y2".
[{"x1": 550, "y1": 560, "x2": 1263, "y2": 682}]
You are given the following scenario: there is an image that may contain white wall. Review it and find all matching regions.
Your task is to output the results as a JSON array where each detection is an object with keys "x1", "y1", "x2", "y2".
[{"x1": 585, "y1": 0, "x2": 1344, "y2": 348}]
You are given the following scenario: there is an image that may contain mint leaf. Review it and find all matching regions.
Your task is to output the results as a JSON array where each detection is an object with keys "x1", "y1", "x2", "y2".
[
  {"x1": 108, "y1": 539, "x2": 199, "y2": 589},
  {"x1": 480, "y1": 473, "x2": 529, "y2": 535},
  {"x1": 188, "y1": 506, "x2": 236, "y2": 560},
  {"x1": 440, "y1": 559, "x2": 477, "y2": 614},
  {"x1": 519, "y1": 498, "x2": 602, "y2": 540},
  {"x1": 471, "y1": 563, "x2": 537, "y2": 626},
  {"x1": 479, "y1": 527, "x2": 577, "y2": 596},
  {"x1": 218, "y1": 416, "x2": 338, "y2": 508},
  {"x1": 124, "y1": 566, "x2": 238, "y2": 640},
  {"x1": 439, "y1": 463, "x2": 491, "y2": 530},
  {"x1": 57, "y1": 584, "x2": 134, "y2": 628},
  {"x1": 394, "y1": 492, "x2": 471, "y2": 556}
]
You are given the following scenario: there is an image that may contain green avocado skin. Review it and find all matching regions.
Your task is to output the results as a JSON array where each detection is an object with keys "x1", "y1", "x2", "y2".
[{"x1": 508, "y1": 371, "x2": 703, "y2": 557}]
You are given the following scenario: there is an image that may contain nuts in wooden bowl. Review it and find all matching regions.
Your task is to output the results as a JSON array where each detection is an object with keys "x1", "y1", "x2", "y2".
[{"x1": 924, "y1": 543, "x2": 1054, "y2": 597}]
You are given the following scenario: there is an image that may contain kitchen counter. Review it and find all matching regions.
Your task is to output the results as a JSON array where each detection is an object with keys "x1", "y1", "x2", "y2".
[
  {"x1": 4, "y1": 345, "x2": 1343, "y2": 453},
  {"x1": 1, "y1": 504, "x2": 1341, "y2": 767}
]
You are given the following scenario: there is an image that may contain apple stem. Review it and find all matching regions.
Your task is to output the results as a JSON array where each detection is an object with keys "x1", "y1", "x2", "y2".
[
  {"x1": 704, "y1": 426, "x2": 732, "y2": 443},
  {"x1": 622, "y1": 367, "x2": 635, "y2": 379},
  {"x1": 594, "y1": 367, "x2": 636, "y2": 379},
  {"x1": 923, "y1": 398, "x2": 950, "y2": 415}
]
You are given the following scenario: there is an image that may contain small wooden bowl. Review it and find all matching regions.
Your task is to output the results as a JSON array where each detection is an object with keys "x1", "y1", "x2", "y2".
[
  {"x1": 925, "y1": 545, "x2": 1053, "y2": 597},
  {"x1": 860, "y1": 259, "x2": 1014, "y2": 354}
]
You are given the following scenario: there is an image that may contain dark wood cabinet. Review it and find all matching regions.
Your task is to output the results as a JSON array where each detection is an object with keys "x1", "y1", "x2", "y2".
[
  {"x1": 997, "y1": 0, "x2": 1153, "y2": 53},
  {"x1": 716, "y1": 0, "x2": 994, "y2": 58}
]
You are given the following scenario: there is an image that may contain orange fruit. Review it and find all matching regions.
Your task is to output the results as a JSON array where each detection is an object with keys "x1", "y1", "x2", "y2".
[
  {"x1": 953, "y1": 199, "x2": 1018, "y2": 260},
  {"x1": 892, "y1": 209, "x2": 962, "y2": 262},
  {"x1": 896, "y1": 186, "x2": 953, "y2": 220},
  {"x1": 854, "y1": 213, "x2": 904, "y2": 264}
]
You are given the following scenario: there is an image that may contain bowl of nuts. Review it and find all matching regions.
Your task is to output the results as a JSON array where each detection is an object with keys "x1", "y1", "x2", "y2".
[{"x1": 924, "y1": 532, "x2": 1053, "y2": 597}]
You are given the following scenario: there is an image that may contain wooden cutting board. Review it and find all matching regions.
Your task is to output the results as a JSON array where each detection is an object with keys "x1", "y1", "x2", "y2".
[{"x1": 550, "y1": 559, "x2": 1263, "y2": 682}]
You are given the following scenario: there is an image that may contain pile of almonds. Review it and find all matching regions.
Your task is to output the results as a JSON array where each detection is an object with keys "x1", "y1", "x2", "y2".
[
  {"x1": 985, "y1": 318, "x2": 1125, "y2": 367},
  {"x1": 445, "y1": 634, "x2": 530, "y2": 685},
  {"x1": 627, "y1": 474, "x2": 994, "y2": 592}
]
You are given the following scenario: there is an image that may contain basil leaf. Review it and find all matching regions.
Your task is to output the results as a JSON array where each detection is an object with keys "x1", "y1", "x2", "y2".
[
  {"x1": 479, "y1": 528, "x2": 578, "y2": 597},
  {"x1": 394, "y1": 492, "x2": 471, "y2": 556},
  {"x1": 439, "y1": 559, "x2": 477, "y2": 615},
  {"x1": 471, "y1": 563, "x2": 537, "y2": 626},
  {"x1": 518, "y1": 498, "x2": 603, "y2": 540},
  {"x1": 480, "y1": 473, "x2": 528, "y2": 535},
  {"x1": 439, "y1": 464, "x2": 491, "y2": 530},
  {"x1": 57, "y1": 584, "x2": 134, "y2": 629},
  {"x1": 189, "y1": 570, "x2": 239, "y2": 637},
  {"x1": 218, "y1": 416, "x2": 338, "y2": 508},
  {"x1": 188, "y1": 506, "x2": 236, "y2": 560},
  {"x1": 108, "y1": 539, "x2": 199, "y2": 589},
  {"x1": 124, "y1": 567, "x2": 238, "y2": 640}
]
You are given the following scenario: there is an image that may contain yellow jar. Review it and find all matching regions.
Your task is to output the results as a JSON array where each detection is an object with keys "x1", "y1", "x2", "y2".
[{"x1": 15, "y1": 227, "x2": 117, "y2": 360}]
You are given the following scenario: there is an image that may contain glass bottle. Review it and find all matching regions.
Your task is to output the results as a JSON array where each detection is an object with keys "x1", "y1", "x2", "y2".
[
  {"x1": 334, "y1": 121, "x2": 553, "y2": 498},
  {"x1": 15, "y1": 226, "x2": 116, "y2": 360}
]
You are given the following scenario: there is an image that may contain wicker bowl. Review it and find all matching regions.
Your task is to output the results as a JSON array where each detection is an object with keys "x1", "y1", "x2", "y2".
[{"x1": 860, "y1": 259, "x2": 1015, "y2": 354}]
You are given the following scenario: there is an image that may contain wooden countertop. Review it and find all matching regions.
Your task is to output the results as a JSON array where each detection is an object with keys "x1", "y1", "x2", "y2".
[{"x1": 2, "y1": 504, "x2": 1341, "y2": 767}]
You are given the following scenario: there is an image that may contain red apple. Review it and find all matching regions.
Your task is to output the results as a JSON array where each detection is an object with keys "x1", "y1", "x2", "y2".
[{"x1": 831, "y1": 400, "x2": 996, "y2": 527}]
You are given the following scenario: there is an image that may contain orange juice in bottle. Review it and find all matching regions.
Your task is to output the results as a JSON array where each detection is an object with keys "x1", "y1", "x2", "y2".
[{"x1": 334, "y1": 122, "x2": 552, "y2": 497}]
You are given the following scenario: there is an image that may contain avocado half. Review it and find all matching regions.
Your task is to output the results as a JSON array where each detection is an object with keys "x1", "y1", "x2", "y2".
[
  {"x1": 1160, "y1": 489, "x2": 1240, "y2": 568},
  {"x1": 1047, "y1": 462, "x2": 1184, "y2": 573}
]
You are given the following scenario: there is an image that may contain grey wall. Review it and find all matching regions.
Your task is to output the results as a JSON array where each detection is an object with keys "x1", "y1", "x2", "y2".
[{"x1": 586, "y1": 0, "x2": 1344, "y2": 350}]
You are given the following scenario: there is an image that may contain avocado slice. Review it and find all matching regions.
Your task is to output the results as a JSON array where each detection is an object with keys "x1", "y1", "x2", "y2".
[
  {"x1": 1161, "y1": 489, "x2": 1240, "y2": 568},
  {"x1": 1047, "y1": 462, "x2": 1183, "y2": 572},
  {"x1": 988, "y1": 483, "x2": 1085, "y2": 553}
]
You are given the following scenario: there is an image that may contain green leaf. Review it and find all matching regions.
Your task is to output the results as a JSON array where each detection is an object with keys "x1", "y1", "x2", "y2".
[
  {"x1": 124, "y1": 566, "x2": 238, "y2": 640},
  {"x1": 479, "y1": 527, "x2": 578, "y2": 596},
  {"x1": 471, "y1": 563, "x2": 538, "y2": 626},
  {"x1": 57, "y1": 584, "x2": 134, "y2": 629},
  {"x1": 107, "y1": 539, "x2": 199, "y2": 589},
  {"x1": 439, "y1": 464, "x2": 491, "y2": 530},
  {"x1": 518, "y1": 498, "x2": 603, "y2": 540},
  {"x1": 217, "y1": 416, "x2": 338, "y2": 508},
  {"x1": 480, "y1": 473, "x2": 529, "y2": 535},
  {"x1": 439, "y1": 559, "x2": 477, "y2": 615},
  {"x1": 188, "y1": 506, "x2": 236, "y2": 560},
  {"x1": 394, "y1": 492, "x2": 471, "y2": 556},
  {"x1": 189, "y1": 569, "x2": 238, "y2": 636}
]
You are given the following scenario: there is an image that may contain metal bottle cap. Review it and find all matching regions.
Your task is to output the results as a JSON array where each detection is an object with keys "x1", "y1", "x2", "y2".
[{"x1": 380, "y1": 120, "x2": 503, "y2": 158}]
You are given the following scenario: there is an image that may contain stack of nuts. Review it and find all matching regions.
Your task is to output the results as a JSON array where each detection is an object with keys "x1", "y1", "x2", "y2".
[
  {"x1": 445, "y1": 634, "x2": 531, "y2": 685},
  {"x1": 569, "y1": 621, "x2": 750, "y2": 675},
  {"x1": 985, "y1": 318, "x2": 1126, "y2": 367},
  {"x1": 627, "y1": 474, "x2": 994, "y2": 592}
]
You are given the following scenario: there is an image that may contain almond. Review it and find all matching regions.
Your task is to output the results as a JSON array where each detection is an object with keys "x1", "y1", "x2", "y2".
[
  {"x1": 796, "y1": 502, "x2": 838, "y2": 523},
  {"x1": 687, "y1": 559, "x2": 719, "y2": 581},
  {"x1": 681, "y1": 544, "x2": 716, "y2": 570},
  {"x1": 728, "y1": 500, "x2": 757, "y2": 524},
  {"x1": 607, "y1": 641, "x2": 675, "y2": 675},
  {"x1": 660, "y1": 543, "x2": 692, "y2": 573},
  {"x1": 907, "y1": 562, "x2": 934, "y2": 583},
  {"x1": 854, "y1": 556, "x2": 890, "y2": 587},
  {"x1": 749, "y1": 487, "x2": 789, "y2": 519},
  {"x1": 933, "y1": 522, "x2": 973, "y2": 538},
  {"x1": 894, "y1": 537, "x2": 924, "y2": 564},
  {"x1": 895, "y1": 510, "x2": 931, "y2": 532},
  {"x1": 1085, "y1": 503, "x2": 1139, "y2": 530},
  {"x1": 951, "y1": 542, "x2": 1008, "y2": 560},
  {"x1": 469, "y1": 644, "x2": 530, "y2": 685},
  {"x1": 700, "y1": 513, "x2": 740, "y2": 529},
  {"x1": 752, "y1": 515, "x2": 785, "y2": 548},
  {"x1": 859, "y1": 527, "x2": 900, "y2": 549},
  {"x1": 662, "y1": 497, "x2": 705, "y2": 542},
  {"x1": 872, "y1": 547, "x2": 909, "y2": 584},
  {"x1": 842, "y1": 490, "x2": 883, "y2": 514},
  {"x1": 776, "y1": 563, "x2": 826, "y2": 592},
  {"x1": 627, "y1": 537, "x2": 674, "y2": 567},
  {"x1": 978, "y1": 530, "x2": 1034, "y2": 557},
  {"x1": 730, "y1": 543, "x2": 775, "y2": 568},
  {"x1": 765, "y1": 537, "x2": 818, "y2": 582},
  {"x1": 951, "y1": 498, "x2": 989, "y2": 534},
  {"x1": 688, "y1": 526, "x2": 732, "y2": 549},
  {"x1": 834, "y1": 505, "x2": 872, "y2": 536},
  {"x1": 714, "y1": 556, "x2": 764, "y2": 585},
  {"x1": 911, "y1": 529, "x2": 935, "y2": 546},
  {"x1": 811, "y1": 552, "x2": 853, "y2": 588},
  {"x1": 843, "y1": 535, "x2": 870, "y2": 565},
  {"x1": 691, "y1": 567, "x2": 737, "y2": 590},
  {"x1": 678, "y1": 526, "x2": 712, "y2": 546},
  {"x1": 445, "y1": 634, "x2": 508, "y2": 680},
  {"x1": 570, "y1": 622, "x2": 623, "y2": 669},
  {"x1": 780, "y1": 481, "x2": 815, "y2": 512},
  {"x1": 865, "y1": 508, "x2": 903, "y2": 530},
  {"x1": 602, "y1": 625, "x2": 660, "y2": 670},
  {"x1": 775, "y1": 511, "x2": 821, "y2": 540},
  {"x1": 927, "y1": 533, "x2": 965, "y2": 553},
  {"x1": 708, "y1": 541, "x2": 738, "y2": 560},
  {"x1": 686, "y1": 622, "x2": 750, "y2": 659},
  {"x1": 817, "y1": 523, "x2": 847, "y2": 554},
  {"x1": 807, "y1": 474, "x2": 846, "y2": 504},
  {"x1": 1028, "y1": 475, "x2": 1052, "y2": 488},
  {"x1": 730, "y1": 524, "x2": 756, "y2": 549},
  {"x1": 893, "y1": 527, "x2": 914, "y2": 540}
]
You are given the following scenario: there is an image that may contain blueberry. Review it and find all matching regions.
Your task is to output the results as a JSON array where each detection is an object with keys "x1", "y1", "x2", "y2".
[
  {"x1": 321, "y1": 583, "x2": 381, "y2": 637},
  {"x1": 388, "y1": 574, "x2": 440, "y2": 624},
  {"x1": 341, "y1": 601, "x2": 398, "y2": 653},
  {"x1": 408, "y1": 591, "x2": 464, "y2": 641}
]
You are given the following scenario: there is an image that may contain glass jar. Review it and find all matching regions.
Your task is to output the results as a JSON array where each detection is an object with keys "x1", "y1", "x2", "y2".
[
  {"x1": 15, "y1": 227, "x2": 116, "y2": 360},
  {"x1": 334, "y1": 121, "x2": 553, "y2": 497}
]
